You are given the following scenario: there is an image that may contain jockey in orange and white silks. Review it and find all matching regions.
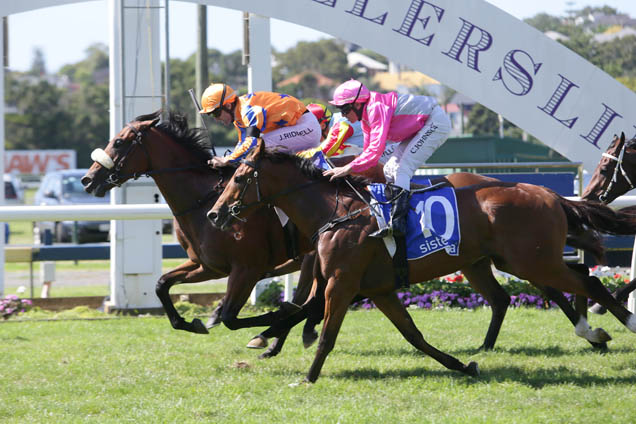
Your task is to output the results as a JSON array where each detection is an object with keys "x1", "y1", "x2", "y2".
[
  {"x1": 323, "y1": 79, "x2": 451, "y2": 190},
  {"x1": 200, "y1": 83, "x2": 321, "y2": 167}
]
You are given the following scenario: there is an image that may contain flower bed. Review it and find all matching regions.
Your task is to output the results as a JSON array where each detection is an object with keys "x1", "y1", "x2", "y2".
[
  {"x1": 1, "y1": 295, "x2": 33, "y2": 319},
  {"x1": 351, "y1": 267, "x2": 631, "y2": 311}
]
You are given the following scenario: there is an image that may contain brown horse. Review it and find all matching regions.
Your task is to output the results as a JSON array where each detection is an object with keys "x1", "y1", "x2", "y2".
[
  {"x1": 209, "y1": 140, "x2": 636, "y2": 383},
  {"x1": 80, "y1": 111, "x2": 316, "y2": 347}
]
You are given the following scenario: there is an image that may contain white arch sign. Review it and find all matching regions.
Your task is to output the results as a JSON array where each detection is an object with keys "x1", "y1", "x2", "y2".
[{"x1": 4, "y1": 0, "x2": 636, "y2": 172}]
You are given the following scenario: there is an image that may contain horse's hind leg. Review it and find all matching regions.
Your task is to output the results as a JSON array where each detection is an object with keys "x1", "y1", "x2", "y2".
[
  {"x1": 539, "y1": 286, "x2": 610, "y2": 348},
  {"x1": 461, "y1": 259, "x2": 510, "y2": 350},
  {"x1": 532, "y1": 263, "x2": 636, "y2": 336},
  {"x1": 372, "y1": 292, "x2": 479, "y2": 376},
  {"x1": 590, "y1": 278, "x2": 636, "y2": 315},
  {"x1": 156, "y1": 260, "x2": 218, "y2": 334}
]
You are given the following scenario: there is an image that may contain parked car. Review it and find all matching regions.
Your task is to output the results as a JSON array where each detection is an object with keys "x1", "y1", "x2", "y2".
[
  {"x1": 4, "y1": 173, "x2": 24, "y2": 206},
  {"x1": 34, "y1": 169, "x2": 111, "y2": 243}
]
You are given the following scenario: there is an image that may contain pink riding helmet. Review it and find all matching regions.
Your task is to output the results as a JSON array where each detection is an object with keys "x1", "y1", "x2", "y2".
[{"x1": 329, "y1": 79, "x2": 370, "y2": 106}]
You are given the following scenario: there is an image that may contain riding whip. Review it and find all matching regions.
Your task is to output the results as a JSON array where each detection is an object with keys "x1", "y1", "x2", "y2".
[{"x1": 188, "y1": 88, "x2": 218, "y2": 156}]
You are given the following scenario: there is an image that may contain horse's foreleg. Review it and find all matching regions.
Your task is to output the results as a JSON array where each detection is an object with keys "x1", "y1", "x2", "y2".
[
  {"x1": 462, "y1": 260, "x2": 510, "y2": 351},
  {"x1": 252, "y1": 253, "x2": 316, "y2": 357},
  {"x1": 221, "y1": 268, "x2": 299, "y2": 330},
  {"x1": 372, "y1": 292, "x2": 479, "y2": 376},
  {"x1": 156, "y1": 260, "x2": 219, "y2": 334},
  {"x1": 304, "y1": 276, "x2": 355, "y2": 384}
]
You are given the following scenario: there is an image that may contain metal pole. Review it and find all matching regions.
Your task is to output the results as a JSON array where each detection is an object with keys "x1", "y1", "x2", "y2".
[
  {"x1": 195, "y1": 5, "x2": 208, "y2": 108},
  {"x1": 242, "y1": 12, "x2": 250, "y2": 66},
  {"x1": 163, "y1": 0, "x2": 170, "y2": 117}
]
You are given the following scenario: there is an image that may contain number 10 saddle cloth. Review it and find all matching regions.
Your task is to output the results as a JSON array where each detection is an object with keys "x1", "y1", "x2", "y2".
[{"x1": 369, "y1": 181, "x2": 461, "y2": 260}]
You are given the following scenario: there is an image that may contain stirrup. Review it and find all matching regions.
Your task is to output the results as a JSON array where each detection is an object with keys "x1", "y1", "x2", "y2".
[{"x1": 369, "y1": 225, "x2": 392, "y2": 238}]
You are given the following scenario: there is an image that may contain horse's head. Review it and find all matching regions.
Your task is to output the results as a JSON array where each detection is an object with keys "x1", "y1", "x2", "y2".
[
  {"x1": 582, "y1": 132, "x2": 636, "y2": 203},
  {"x1": 208, "y1": 139, "x2": 267, "y2": 230},
  {"x1": 82, "y1": 114, "x2": 160, "y2": 197}
]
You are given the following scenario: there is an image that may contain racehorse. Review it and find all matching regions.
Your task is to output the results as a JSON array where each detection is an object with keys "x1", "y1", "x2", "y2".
[
  {"x1": 81, "y1": 111, "x2": 316, "y2": 346},
  {"x1": 208, "y1": 140, "x2": 636, "y2": 383},
  {"x1": 581, "y1": 132, "x2": 636, "y2": 312}
]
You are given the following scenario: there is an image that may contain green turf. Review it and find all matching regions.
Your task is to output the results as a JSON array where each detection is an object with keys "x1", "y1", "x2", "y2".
[{"x1": 1, "y1": 308, "x2": 635, "y2": 423}]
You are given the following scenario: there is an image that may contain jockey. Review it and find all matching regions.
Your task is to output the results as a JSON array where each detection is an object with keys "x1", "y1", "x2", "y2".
[
  {"x1": 323, "y1": 79, "x2": 451, "y2": 238},
  {"x1": 200, "y1": 83, "x2": 322, "y2": 167},
  {"x1": 299, "y1": 103, "x2": 363, "y2": 159}
]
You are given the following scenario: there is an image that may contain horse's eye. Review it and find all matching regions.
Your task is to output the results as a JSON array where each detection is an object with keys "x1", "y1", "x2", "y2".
[
  {"x1": 114, "y1": 138, "x2": 125, "y2": 148},
  {"x1": 234, "y1": 175, "x2": 245, "y2": 184}
]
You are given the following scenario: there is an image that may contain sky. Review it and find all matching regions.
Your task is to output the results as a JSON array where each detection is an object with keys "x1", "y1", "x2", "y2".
[{"x1": 7, "y1": 0, "x2": 636, "y2": 73}]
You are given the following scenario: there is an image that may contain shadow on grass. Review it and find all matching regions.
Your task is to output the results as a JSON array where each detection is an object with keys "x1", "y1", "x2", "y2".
[{"x1": 328, "y1": 364, "x2": 636, "y2": 387}]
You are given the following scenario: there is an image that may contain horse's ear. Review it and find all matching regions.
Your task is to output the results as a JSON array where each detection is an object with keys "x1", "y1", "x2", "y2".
[
  {"x1": 621, "y1": 132, "x2": 626, "y2": 143},
  {"x1": 140, "y1": 117, "x2": 161, "y2": 129}
]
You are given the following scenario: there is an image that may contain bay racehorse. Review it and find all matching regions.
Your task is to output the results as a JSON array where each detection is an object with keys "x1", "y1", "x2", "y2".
[
  {"x1": 81, "y1": 111, "x2": 317, "y2": 351},
  {"x1": 209, "y1": 140, "x2": 636, "y2": 382}
]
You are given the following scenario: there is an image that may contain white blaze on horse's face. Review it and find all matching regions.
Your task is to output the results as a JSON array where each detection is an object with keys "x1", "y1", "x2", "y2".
[{"x1": 91, "y1": 148, "x2": 115, "y2": 170}]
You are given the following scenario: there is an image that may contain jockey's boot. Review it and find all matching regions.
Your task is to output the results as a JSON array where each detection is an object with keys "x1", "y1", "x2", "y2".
[{"x1": 370, "y1": 184, "x2": 410, "y2": 238}]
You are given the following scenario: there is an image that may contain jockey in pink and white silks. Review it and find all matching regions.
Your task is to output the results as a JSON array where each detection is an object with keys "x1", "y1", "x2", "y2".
[{"x1": 323, "y1": 79, "x2": 451, "y2": 238}]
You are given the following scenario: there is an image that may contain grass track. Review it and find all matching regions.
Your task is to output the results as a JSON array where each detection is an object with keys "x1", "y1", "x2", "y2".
[{"x1": 1, "y1": 308, "x2": 636, "y2": 423}]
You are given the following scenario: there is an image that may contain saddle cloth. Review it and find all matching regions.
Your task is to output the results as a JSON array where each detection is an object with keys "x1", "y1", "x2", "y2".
[{"x1": 369, "y1": 181, "x2": 461, "y2": 260}]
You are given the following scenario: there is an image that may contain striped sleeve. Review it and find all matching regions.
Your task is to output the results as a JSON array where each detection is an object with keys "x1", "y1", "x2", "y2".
[{"x1": 226, "y1": 137, "x2": 259, "y2": 163}]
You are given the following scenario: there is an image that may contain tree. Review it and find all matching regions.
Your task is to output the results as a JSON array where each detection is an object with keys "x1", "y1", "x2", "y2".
[
  {"x1": 29, "y1": 48, "x2": 47, "y2": 77},
  {"x1": 272, "y1": 39, "x2": 349, "y2": 82}
]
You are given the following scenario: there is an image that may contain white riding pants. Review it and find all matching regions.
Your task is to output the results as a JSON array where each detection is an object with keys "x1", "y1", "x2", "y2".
[
  {"x1": 383, "y1": 106, "x2": 451, "y2": 190},
  {"x1": 262, "y1": 112, "x2": 322, "y2": 226}
]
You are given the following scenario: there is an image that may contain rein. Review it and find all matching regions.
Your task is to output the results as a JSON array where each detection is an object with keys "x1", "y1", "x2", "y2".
[
  {"x1": 600, "y1": 140, "x2": 635, "y2": 203},
  {"x1": 230, "y1": 157, "x2": 371, "y2": 244},
  {"x1": 227, "y1": 158, "x2": 323, "y2": 222}
]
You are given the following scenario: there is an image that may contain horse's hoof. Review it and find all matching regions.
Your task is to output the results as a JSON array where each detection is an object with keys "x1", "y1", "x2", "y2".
[
  {"x1": 205, "y1": 315, "x2": 222, "y2": 329},
  {"x1": 302, "y1": 329, "x2": 318, "y2": 349},
  {"x1": 591, "y1": 327, "x2": 612, "y2": 343},
  {"x1": 478, "y1": 343, "x2": 494, "y2": 352},
  {"x1": 259, "y1": 349, "x2": 279, "y2": 359},
  {"x1": 464, "y1": 361, "x2": 480, "y2": 377},
  {"x1": 289, "y1": 379, "x2": 312, "y2": 388},
  {"x1": 247, "y1": 335, "x2": 268, "y2": 349},
  {"x1": 191, "y1": 318, "x2": 209, "y2": 334},
  {"x1": 589, "y1": 303, "x2": 607, "y2": 315}
]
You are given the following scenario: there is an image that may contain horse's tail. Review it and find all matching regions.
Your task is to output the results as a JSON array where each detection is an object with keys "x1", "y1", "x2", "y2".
[{"x1": 559, "y1": 196, "x2": 636, "y2": 263}]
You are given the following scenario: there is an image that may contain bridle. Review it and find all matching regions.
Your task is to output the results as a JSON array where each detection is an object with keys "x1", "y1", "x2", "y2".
[
  {"x1": 599, "y1": 137, "x2": 635, "y2": 203},
  {"x1": 226, "y1": 158, "x2": 321, "y2": 222},
  {"x1": 90, "y1": 121, "x2": 221, "y2": 216},
  {"x1": 224, "y1": 156, "x2": 371, "y2": 244},
  {"x1": 91, "y1": 123, "x2": 155, "y2": 187}
]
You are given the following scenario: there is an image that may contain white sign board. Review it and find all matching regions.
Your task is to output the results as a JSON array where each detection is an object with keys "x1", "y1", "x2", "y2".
[{"x1": 4, "y1": 150, "x2": 76, "y2": 174}]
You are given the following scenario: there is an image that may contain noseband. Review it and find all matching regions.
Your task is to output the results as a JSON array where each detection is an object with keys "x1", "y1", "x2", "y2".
[
  {"x1": 91, "y1": 124, "x2": 154, "y2": 187},
  {"x1": 599, "y1": 140, "x2": 635, "y2": 203}
]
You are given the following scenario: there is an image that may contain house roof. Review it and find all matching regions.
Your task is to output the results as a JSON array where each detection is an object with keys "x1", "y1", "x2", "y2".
[
  {"x1": 372, "y1": 71, "x2": 439, "y2": 91},
  {"x1": 347, "y1": 52, "x2": 388, "y2": 71},
  {"x1": 277, "y1": 71, "x2": 337, "y2": 88},
  {"x1": 593, "y1": 27, "x2": 636, "y2": 43}
]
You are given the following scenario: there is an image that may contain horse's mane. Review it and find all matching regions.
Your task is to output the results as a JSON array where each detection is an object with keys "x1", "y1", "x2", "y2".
[
  {"x1": 626, "y1": 136, "x2": 636, "y2": 149},
  {"x1": 261, "y1": 149, "x2": 369, "y2": 189},
  {"x1": 135, "y1": 110, "x2": 213, "y2": 163}
]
